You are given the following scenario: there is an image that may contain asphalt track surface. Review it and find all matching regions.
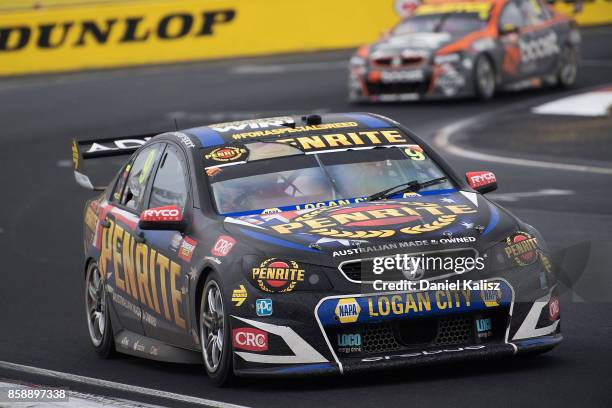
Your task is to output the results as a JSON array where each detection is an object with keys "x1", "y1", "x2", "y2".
[{"x1": 1, "y1": 26, "x2": 611, "y2": 408}]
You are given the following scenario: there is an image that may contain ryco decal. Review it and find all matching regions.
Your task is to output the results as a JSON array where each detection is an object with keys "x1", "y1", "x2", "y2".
[{"x1": 232, "y1": 327, "x2": 268, "y2": 352}]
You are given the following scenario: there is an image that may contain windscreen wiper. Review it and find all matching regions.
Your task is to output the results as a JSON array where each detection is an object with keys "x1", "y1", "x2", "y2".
[{"x1": 366, "y1": 177, "x2": 448, "y2": 202}]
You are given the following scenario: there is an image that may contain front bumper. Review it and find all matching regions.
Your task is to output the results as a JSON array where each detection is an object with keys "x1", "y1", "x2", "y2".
[
  {"x1": 348, "y1": 62, "x2": 474, "y2": 102},
  {"x1": 230, "y1": 279, "x2": 562, "y2": 377}
]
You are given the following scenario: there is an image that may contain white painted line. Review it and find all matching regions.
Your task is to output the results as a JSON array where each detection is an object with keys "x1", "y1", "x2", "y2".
[
  {"x1": 488, "y1": 189, "x2": 575, "y2": 202},
  {"x1": 56, "y1": 159, "x2": 72, "y2": 168},
  {"x1": 531, "y1": 88, "x2": 612, "y2": 117},
  {"x1": 0, "y1": 360, "x2": 251, "y2": 408},
  {"x1": 581, "y1": 59, "x2": 612, "y2": 68},
  {"x1": 0, "y1": 380, "x2": 164, "y2": 407},
  {"x1": 231, "y1": 61, "x2": 347, "y2": 75},
  {"x1": 433, "y1": 112, "x2": 612, "y2": 176}
]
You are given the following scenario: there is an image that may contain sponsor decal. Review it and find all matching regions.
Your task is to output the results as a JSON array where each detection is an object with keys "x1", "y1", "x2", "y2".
[
  {"x1": 504, "y1": 232, "x2": 538, "y2": 266},
  {"x1": 256, "y1": 298, "x2": 273, "y2": 316},
  {"x1": 211, "y1": 235, "x2": 235, "y2": 257},
  {"x1": 548, "y1": 297, "x2": 560, "y2": 321},
  {"x1": 262, "y1": 207, "x2": 282, "y2": 214},
  {"x1": 205, "y1": 146, "x2": 247, "y2": 162},
  {"x1": 269, "y1": 201, "x2": 476, "y2": 239},
  {"x1": 176, "y1": 133, "x2": 195, "y2": 148},
  {"x1": 232, "y1": 284, "x2": 248, "y2": 307},
  {"x1": 466, "y1": 171, "x2": 496, "y2": 190},
  {"x1": 141, "y1": 205, "x2": 182, "y2": 222},
  {"x1": 368, "y1": 290, "x2": 472, "y2": 318},
  {"x1": 337, "y1": 333, "x2": 362, "y2": 353},
  {"x1": 99, "y1": 218, "x2": 186, "y2": 329},
  {"x1": 276, "y1": 129, "x2": 408, "y2": 153},
  {"x1": 520, "y1": 32, "x2": 559, "y2": 64},
  {"x1": 133, "y1": 340, "x2": 145, "y2": 352},
  {"x1": 210, "y1": 117, "x2": 295, "y2": 133},
  {"x1": 416, "y1": 2, "x2": 491, "y2": 19},
  {"x1": 480, "y1": 288, "x2": 502, "y2": 307},
  {"x1": 475, "y1": 317, "x2": 493, "y2": 339},
  {"x1": 178, "y1": 236, "x2": 197, "y2": 262},
  {"x1": 395, "y1": 0, "x2": 421, "y2": 17},
  {"x1": 251, "y1": 258, "x2": 305, "y2": 293},
  {"x1": 84, "y1": 205, "x2": 98, "y2": 232},
  {"x1": 229, "y1": 121, "x2": 360, "y2": 140},
  {"x1": 362, "y1": 345, "x2": 486, "y2": 361},
  {"x1": 335, "y1": 298, "x2": 361, "y2": 323},
  {"x1": 232, "y1": 327, "x2": 268, "y2": 352}
]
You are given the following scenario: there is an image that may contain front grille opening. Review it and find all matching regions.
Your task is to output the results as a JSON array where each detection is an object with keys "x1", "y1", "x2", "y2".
[
  {"x1": 435, "y1": 315, "x2": 473, "y2": 346},
  {"x1": 396, "y1": 318, "x2": 438, "y2": 346},
  {"x1": 363, "y1": 323, "x2": 400, "y2": 353}
]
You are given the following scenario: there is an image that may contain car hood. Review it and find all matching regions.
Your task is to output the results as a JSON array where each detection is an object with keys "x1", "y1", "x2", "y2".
[
  {"x1": 370, "y1": 32, "x2": 457, "y2": 54},
  {"x1": 223, "y1": 190, "x2": 520, "y2": 263}
]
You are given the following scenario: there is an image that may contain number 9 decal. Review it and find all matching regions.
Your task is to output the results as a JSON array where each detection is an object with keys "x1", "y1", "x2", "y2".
[{"x1": 404, "y1": 145, "x2": 425, "y2": 161}]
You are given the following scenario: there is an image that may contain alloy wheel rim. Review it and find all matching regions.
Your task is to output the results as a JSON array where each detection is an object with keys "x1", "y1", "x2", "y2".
[
  {"x1": 478, "y1": 59, "x2": 494, "y2": 97},
  {"x1": 85, "y1": 264, "x2": 106, "y2": 347},
  {"x1": 201, "y1": 281, "x2": 225, "y2": 373}
]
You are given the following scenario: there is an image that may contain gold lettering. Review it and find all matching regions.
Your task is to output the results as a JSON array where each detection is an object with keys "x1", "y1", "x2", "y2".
[
  {"x1": 122, "y1": 231, "x2": 138, "y2": 299},
  {"x1": 148, "y1": 249, "x2": 161, "y2": 314},
  {"x1": 157, "y1": 253, "x2": 172, "y2": 321},
  {"x1": 170, "y1": 261, "x2": 186, "y2": 329},
  {"x1": 135, "y1": 243, "x2": 154, "y2": 309},
  {"x1": 112, "y1": 224, "x2": 125, "y2": 292}
]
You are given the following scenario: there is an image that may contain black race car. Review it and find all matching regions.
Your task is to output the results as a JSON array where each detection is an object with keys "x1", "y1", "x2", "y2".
[
  {"x1": 349, "y1": 0, "x2": 580, "y2": 101},
  {"x1": 73, "y1": 113, "x2": 561, "y2": 385}
]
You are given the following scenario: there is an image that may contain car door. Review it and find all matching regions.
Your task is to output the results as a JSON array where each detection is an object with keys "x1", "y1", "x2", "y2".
[
  {"x1": 101, "y1": 143, "x2": 163, "y2": 335},
  {"x1": 498, "y1": 0, "x2": 530, "y2": 82},
  {"x1": 518, "y1": 0, "x2": 560, "y2": 76},
  {"x1": 138, "y1": 143, "x2": 194, "y2": 348}
]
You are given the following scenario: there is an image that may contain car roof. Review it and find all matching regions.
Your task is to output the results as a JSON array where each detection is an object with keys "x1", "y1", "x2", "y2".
[{"x1": 179, "y1": 113, "x2": 401, "y2": 149}]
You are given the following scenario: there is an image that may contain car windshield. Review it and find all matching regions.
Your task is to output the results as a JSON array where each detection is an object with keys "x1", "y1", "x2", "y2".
[
  {"x1": 394, "y1": 13, "x2": 488, "y2": 37},
  {"x1": 207, "y1": 142, "x2": 454, "y2": 215}
]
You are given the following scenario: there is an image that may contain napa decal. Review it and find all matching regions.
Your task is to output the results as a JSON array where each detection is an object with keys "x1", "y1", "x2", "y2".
[
  {"x1": 99, "y1": 218, "x2": 186, "y2": 329},
  {"x1": 268, "y1": 200, "x2": 477, "y2": 239},
  {"x1": 317, "y1": 281, "x2": 512, "y2": 326}
]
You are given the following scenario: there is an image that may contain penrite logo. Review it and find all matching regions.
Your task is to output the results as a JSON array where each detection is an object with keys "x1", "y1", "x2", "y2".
[
  {"x1": 251, "y1": 259, "x2": 305, "y2": 293},
  {"x1": 205, "y1": 146, "x2": 247, "y2": 162},
  {"x1": 504, "y1": 232, "x2": 538, "y2": 266},
  {"x1": 0, "y1": 10, "x2": 236, "y2": 52}
]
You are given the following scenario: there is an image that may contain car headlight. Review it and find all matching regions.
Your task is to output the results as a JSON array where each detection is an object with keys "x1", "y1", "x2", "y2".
[
  {"x1": 350, "y1": 55, "x2": 366, "y2": 67},
  {"x1": 434, "y1": 53, "x2": 461, "y2": 65},
  {"x1": 243, "y1": 256, "x2": 333, "y2": 293}
]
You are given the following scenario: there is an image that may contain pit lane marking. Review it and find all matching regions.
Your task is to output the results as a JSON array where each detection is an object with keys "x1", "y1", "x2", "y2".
[{"x1": 0, "y1": 361, "x2": 251, "y2": 408}]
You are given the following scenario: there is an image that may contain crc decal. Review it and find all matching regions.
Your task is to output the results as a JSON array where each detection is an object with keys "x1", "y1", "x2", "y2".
[
  {"x1": 232, "y1": 327, "x2": 268, "y2": 352},
  {"x1": 231, "y1": 284, "x2": 247, "y2": 307},
  {"x1": 178, "y1": 236, "x2": 197, "y2": 262},
  {"x1": 505, "y1": 232, "x2": 538, "y2": 266},
  {"x1": 99, "y1": 218, "x2": 186, "y2": 329},
  {"x1": 205, "y1": 146, "x2": 247, "y2": 162},
  {"x1": 335, "y1": 298, "x2": 361, "y2": 324},
  {"x1": 251, "y1": 258, "x2": 305, "y2": 293},
  {"x1": 211, "y1": 235, "x2": 235, "y2": 257},
  {"x1": 269, "y1": 201, "x2": 477, "y2": 239}
]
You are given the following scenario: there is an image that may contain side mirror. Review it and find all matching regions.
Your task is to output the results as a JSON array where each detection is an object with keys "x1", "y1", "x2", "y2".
[
  {"x1": 499, "y1": 23, "x2": 520, "y2": 35},
  {"x1": 466, "y1": 171, "x2": 498, "y2": 194},
  {"x1": 139, "y1": 205, "x2": 186, "y2": 230}
]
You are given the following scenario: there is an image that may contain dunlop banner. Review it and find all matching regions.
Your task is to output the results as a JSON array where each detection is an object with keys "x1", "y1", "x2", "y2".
[
  {"x1": 552, "y1": 0, "x2": 612, "y2": 26},
  {"x1": 0, "y1": 0, "x2": 398, "y2": 76}
]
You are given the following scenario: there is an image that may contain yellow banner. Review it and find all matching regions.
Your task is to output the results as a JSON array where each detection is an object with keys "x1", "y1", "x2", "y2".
[
  {"x1": 553, "y1": 0, "x2": 612, "y2": 26},
  {"x1": 0, "y1": 0, "x2": 398, "y2": 76}
]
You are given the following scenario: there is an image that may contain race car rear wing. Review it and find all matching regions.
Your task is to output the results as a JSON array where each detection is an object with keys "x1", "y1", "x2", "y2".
[{"x1": 71, "y1": 134, "x2": 158, "y2": 191}]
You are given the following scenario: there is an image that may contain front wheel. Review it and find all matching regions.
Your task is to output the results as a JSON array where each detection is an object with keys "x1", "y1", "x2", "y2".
[
  {"x1": 200, "y1": 272, "x2": 234, "y2": 386},
  {"x1": 557, "y1": 46, "x2": 578, "y2": 88},
  {"x1": 85, "y1": 261, "x2": 115, "y2": 358},
  {"x1": 474, "y1": 55, "x2": 496, "y2": 100}
]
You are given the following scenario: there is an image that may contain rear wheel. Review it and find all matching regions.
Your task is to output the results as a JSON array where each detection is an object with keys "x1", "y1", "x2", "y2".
[
  {"x1": 200, "y1": 272, "x2": 234, "y2": 386},
  {"x1": 85, "y1": 261, "x2": 115, "y2": 358},
  {"x1": 557, "y1": 46, "x2": 578, "y2": 88},
  {"x1": 474, "y1": 55, "x2": 496, "y2": 100}
]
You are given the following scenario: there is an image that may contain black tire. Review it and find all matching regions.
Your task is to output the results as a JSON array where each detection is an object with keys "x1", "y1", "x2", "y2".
[
  {"x1": 557, "y1": 45, "x2": 578, "y2": 88},
  {"x1": 85, "y1": 261, "x2": 116, "y2": 358},
  {"x1": 474, "y1": 55, "x2": 496, "y2": 100},
  {"x1": 200, "y1": 271, "x2": 234, "y2": 386}
]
